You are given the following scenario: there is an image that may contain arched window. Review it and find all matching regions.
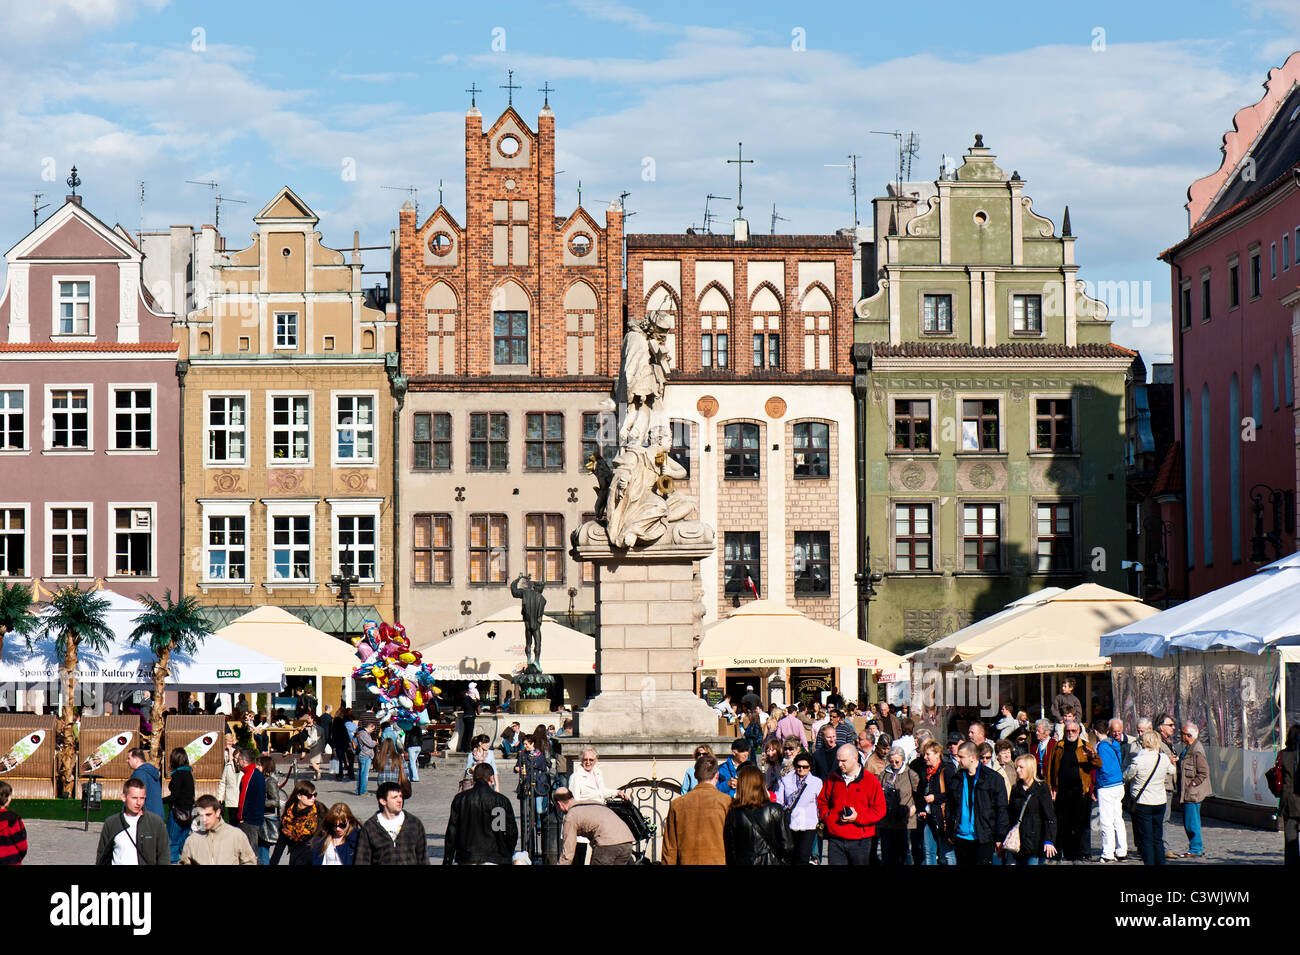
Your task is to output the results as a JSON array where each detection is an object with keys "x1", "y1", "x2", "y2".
[
  {"x1": 425, "y1": 281, "x2": 457, "y2": 374},
  {"x1": 1201, "y1": 384, "x2": 1213, "y2": 567},
  {"x1": 751, "y1": 285, "x2": 781, "y2": 370},
  {"x1": 1274, "y1": 347, "x2": 1281, "y2": 410},
  {"x1": 699, "y1": 286, "x2": 730, "y2": 369},
  {"x1": 362, "y1": 329, "x2": 375, "y2": 350},
  {"x1": 1229, "y1": 374, "x2": 1241, "y2": 563},
  {"x1": 199, "y1": 330, "x2": 211, "y2": 352},
  {"x1": 491, "y1": 280, "x2": 531, "y2": 367},
  {"x1": 563, "y1": 282, "x2": 598, "y2": 375},
  {"x1": 801, "y1": 285, "x2": 832, "y2": 370},
  {"x1": 645, "y1": 284, "x2": 678, "y2": 365},
  {"x1": 1183, "y1": 389, "x2": 1194, "y2": 567},
  {"x1": 1251, "y1": 365, "x2": 1263, "y2": 429},
  {"x1": 1286, "y1": 338, "x2": 1295, "y2": 406}
]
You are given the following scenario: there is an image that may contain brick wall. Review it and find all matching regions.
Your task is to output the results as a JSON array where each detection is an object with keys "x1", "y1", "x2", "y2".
[
  {"x1": 714, "y1": 416, "x2": 768, "y2": 617},
  {"x1": 784, "y1": 417, "x2": 840, "y2": 626}
]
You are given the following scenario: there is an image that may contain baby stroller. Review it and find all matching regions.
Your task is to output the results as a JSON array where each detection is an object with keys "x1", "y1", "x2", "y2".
[{"x1": 604, "y1": 796, "x2": 655, "y2": 864}]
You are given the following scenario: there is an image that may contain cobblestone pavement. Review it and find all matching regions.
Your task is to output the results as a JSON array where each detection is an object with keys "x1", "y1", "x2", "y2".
[{"x1": 18, "y1": 754, "x2": 1288, "y2": 864}]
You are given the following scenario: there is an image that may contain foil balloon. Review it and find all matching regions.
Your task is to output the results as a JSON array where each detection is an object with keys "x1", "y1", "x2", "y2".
[{"x1": 350, "y1": 617, "x2": 439, "y2": 724}]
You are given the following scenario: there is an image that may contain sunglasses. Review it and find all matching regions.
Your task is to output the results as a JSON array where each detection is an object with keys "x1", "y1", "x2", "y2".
[{"x1": 794, "y1": 764, "x2": 811, "y2": 770}]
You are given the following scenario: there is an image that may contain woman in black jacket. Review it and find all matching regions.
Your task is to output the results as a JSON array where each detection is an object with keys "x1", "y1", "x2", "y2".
[
  {"x1": 165, "y1": 748, "x2": 195, "y2": 864},
  {"x1": 723, "y1": 765, "x2": 792, "y2": 865},
  {"x1": 1005, "y1": 754, "x2": 1058, "y2": 865},
  {"x1": 332, "y1": 707, "x2": 355, "y2": 782}
]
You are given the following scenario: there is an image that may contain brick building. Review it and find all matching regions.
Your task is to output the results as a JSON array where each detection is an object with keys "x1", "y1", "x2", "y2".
[
  {"x1": 625, "y1": 221, "x2": 857, "y2": 703},
  {"x1": 395, "y1": 99, "x2": 623, "y2": 684},
  {"x1": 170, "y1": 187, "x2": 399, "y2": 664}
]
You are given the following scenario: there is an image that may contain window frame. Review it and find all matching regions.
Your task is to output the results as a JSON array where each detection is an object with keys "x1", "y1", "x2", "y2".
[
  {"x1": 329, "y1": 498, "x2": 382, "y2": 584},
  {"x1": 723, "y1": 531, "x2": 761, "y2": 596},
  {"x1": 752, "y1": 332, "x2": 780, "y2": 370},
  {"x1": 723, "y1": 422, "x2": 761, "y2": 479},
  {"x1": 52, "y1": 276, "x2": 94, "y2": 338},
  {"x1": 1010, "y1": 292, "x2": 1044, "y2": 336},
  {"x1": 412, "y1": 411, "x2": 452, "y2": 472},
  {"x1": 793, "y1": 530, "x2": 831, "y2": 596},
  {"x1": 960, "y1": 500, "x2": 1003, "y2": 573},
  {"x1": 468, "y1": 411, "x2": 509, "y2": 472},
  {"x1": 44, "y1": 384, "x2": 92, "y2": 453},
  {"x1": 265, "y1": 500, "x2": 317, "y2": 587},
  {"x1": 468, "y1": 512, "x2": 509, "y2": 586},
  {"x1": 524, "y1": 411, "x2": 565, "y2": 472},
  {"x1": 524, "y1": 512, "x2": 566, "y2": 584},
  {"x1": 669, "y1": 419, "x2": 692, "y2": 478},
  {"x1": 892, "y1": 501, "x2": 935, "y2": 574},
  {"x1": 492, "y1": 309, "x2": 529, "y2": 365},
  {"x1": 1031, "y1": 395, "x2": 1075, "y2": 454},
  {"x1": 1033, "y1": 499, "x2": 1078, "y2": 574},
  {"x1": 331, "y1": 390, "x2": 379, "y2": 466},
  {"x1": 958, "y1": 395, "x2": 1002, "y2": 453},
  {"x1": 108, "y1": 502, "x2": 157, "y2": 580},
  {"x1": 266, "y1": 391, "x2": 313, "y2": 466},
  {"x1": 1228, "y1": 260, "x2": 1240, "y2": 309},
  {"x1": 1249, "y1": 250, "x2": 1261, "y2": 299},
  {"x1": 921, "y1": 292, "x2": 954, "y2": 335},
  {"x1": 46, "y1": 502, "x2": 92, "y2": 579},
  {"x1": 792, "y1": 421, "x2": 830, "y2": 477},
  {"x1": 411, "y1": 512, "x2": 452, "y2": 586},
  {"x1": 891, "y1": 397, "x2": 933, "y2": 452},
  {"x1": 204, "y1": 391, "x2": 250, "y2": 467},
  {"x1": 1201, "y1": 270, "x2": 1212, "y2": 322},
  {"x1": 581, "y1": 411, "x2": 618, "y2": 470},
  {"x1": 0, "y1": 385, "x2": 29, "y2": 453},
  {"x1": 0, "y1": 503, "x2": 31, "y2": 579},
  {"x1": 106, "y1": 383, "x2": 157, "y2": 454},
  {"x1": 199, "y1": 500, "x2": 252, "y2": 585},
  {"x1": 273, "y1": 311, "x2": 299, "y2": 350}
]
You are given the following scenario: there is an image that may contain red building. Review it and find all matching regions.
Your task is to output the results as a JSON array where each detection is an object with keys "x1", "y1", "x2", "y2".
[{"x1": 1159, "y1": 52, "x2": 1300, "y2": 600}]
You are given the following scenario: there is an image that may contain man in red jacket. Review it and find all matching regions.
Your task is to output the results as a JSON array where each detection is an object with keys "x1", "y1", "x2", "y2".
[{"x1": 816, "y1": 743, "x2": 886, "y2": 865}]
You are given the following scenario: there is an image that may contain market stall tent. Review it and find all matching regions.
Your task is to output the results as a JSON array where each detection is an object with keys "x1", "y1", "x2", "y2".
[
  {"x1": 212, "y1": 605, "x2": 360, "y2": 706},
  {"x1": 912, "y1": 587, "x2": 1065, "y2": 666},
  {"x1": 415, "y1": 605, "x2": 596, "y2": 681}
]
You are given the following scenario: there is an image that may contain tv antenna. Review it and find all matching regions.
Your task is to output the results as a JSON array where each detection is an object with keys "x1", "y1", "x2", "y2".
[
  {"x1": 770, "y1": 202, "x2": 789, "y2": 234},
  {"x1": 33, "y1": 193, "x2": 49, "y2": 230},
  {"x1": 593, "y1": 191, "x2": 636, "y2": 218},
  {"x1": 726, "y1": 142, "x2": 754, "y2": 217},
  {"x1": 824, "y1": 154, "x2": 860, "y2": 227},
  {"x1": 382, "y1": 184, "x2": 418, "y2": 219},
  {"x1": 137, "y1": 181, "x2": 146, "y2": 245},
  {"x1": 703, "y1": 194, "x2": 730, "y2": 234},
  {"x1": 870, "y1": 130, "x2": 919, "y2": 200},
  {"x1": 185, "y1": 180, "x2": 247, "y2": 229}
]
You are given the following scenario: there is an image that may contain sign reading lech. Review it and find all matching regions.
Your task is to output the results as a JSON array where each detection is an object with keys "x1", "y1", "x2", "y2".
[{"x1": 216, "y1": 669, "x2": 241, "y2": 679}]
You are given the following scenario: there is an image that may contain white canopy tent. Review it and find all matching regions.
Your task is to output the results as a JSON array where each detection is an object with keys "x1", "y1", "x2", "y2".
[
  {"x1": 912, "y1": 587, "x2": 1065, "y2": 666},
  {"x1": 213, "y1": 606, "x2": 359, "y2": 706},
  {"x1": 0, "y1": 590, "x2": 285, "y2": 701},
  {"x1": 415, "y1": 605, "x2": 596, "y2": 681}
]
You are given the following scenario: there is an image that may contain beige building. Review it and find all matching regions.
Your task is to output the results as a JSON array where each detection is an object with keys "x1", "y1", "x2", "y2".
[{"x1": 175, "y1": 187, "x2": 400, "y2": 644}]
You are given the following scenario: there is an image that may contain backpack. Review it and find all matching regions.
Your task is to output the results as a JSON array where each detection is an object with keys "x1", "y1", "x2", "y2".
[{"x1": 604, "y1": 797, "x2": 651, "y2": 842}]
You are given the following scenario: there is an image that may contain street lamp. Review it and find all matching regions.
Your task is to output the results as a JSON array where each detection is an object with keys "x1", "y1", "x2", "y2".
[
  {"x1": 331, "y1": 563, "x2": 360, "y2": 643},
  {"x1": 1249, "y1": 484, "x2": 1296, "y2": 564},
  {"x1": 1143, "y1": 517, "x2": 1174, "y2": 608},
  {"x1": 855, "y1": 538, "x2": 884, "y2": 702},
  {"x1": 82, "y1": 775, "x2": 102, "y2": 831}
]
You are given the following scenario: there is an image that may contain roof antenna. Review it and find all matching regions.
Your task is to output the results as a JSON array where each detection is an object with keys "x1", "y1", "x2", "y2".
[
  {"x1": 824, "y1": 154, "x2": 859, "y2": 227},
  {"x1": 33, "y1": 193, "x2": 49, "y2": 230},
  {"x1": 703, "y1": 194, "x2": 730, "y2": 234},
  {"x1": 137, "y1": 181, "x2": 146, "y2": 245},
  {"x1": 382, "y1": 184, "x2": 419, "y2": 219},
  {"x1": 185, "y1": 180, "x2": 246, "y2": 229},
  {"x1": 770, "y1": 202, "x2": 789, "y2": 235}
]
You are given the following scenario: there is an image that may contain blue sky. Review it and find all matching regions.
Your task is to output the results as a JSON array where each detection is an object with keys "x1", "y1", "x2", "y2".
[{"x1": 2, "y1": 0, "x2": 1298, "y2": 365}]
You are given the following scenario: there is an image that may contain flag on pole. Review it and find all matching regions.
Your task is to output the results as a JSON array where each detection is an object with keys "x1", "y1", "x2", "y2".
[{"x1": 745, "y1": 574, "x2": 759, "y2": 600}]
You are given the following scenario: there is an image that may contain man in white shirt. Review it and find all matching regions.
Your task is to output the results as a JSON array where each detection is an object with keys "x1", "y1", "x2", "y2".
[{"x1": 94, "y1": 778, "x2": 169, "y2": 865}]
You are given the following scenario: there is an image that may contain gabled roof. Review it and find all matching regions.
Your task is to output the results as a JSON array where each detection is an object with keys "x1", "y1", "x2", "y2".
[
  {"x1": 484, "y1": 105, "x2": 535, "y2": 139},
  {"x1": 1200, "y1": 82, "x2": 1300, "y2": 224},
  {"x1": 556, "y1": 205, "x2": 602, "y2": 234},
  {"x1": 253, "y1": 186, "x2": 317, "y2": 224},
  {"x1": 417, "y1": 204, "x2": 462, "y2": 234},
  {"x1": 6, "y1": 199, "x2": 142, "y2": 263},
  {"x1": 867, "y1": 341, "x2": 1134, "y2": 360}
]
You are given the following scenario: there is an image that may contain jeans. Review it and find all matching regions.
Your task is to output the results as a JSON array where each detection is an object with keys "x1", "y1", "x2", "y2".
[
  {"x1": 407, "y1": 746, "x2": 422, "y2": 782},
  {"x1": 1098, "y1": 785, "x2": 1128, "y2": 859},
  {"x1": 790, "y1": 829, "x2": 817, "y2": 865},
  {"x1": 1183, "y1": 801, "x2": 1203, "y2": 855},
  {"x1": 1054, "y1": 786, "x2": 1090, "y2": 860},
  {"x1": 827, "y1": 836, "x2": 873, "y2": 865},
  {"x1": 356, "y1": 754, "x2": 371, "y2": 795},
  {"x1": 923, "y1": 823, "x2": 956, "y2": 865},
  {"x1": 1006, "y1": 853, "x2": 1043, "y2": 865},
  {"x1": 165, "y1": 812, "x2": 190, "y2": 864},
  {"x1": 1132, "y1": 803, "x2": 1166, "y2": 865}
]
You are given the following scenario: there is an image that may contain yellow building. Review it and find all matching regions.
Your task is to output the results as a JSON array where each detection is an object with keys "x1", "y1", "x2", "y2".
[{"x1": 177, "y1": 187, "x2": 398, "y2": 639}]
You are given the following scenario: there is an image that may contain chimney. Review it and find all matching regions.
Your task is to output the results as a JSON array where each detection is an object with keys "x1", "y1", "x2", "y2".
[
  {"x1": 733, "y1": 217, "x2": 749, "y2": 241},
  {"x1": 66, "y1": 195, "x2": 82, "y2": 207}
]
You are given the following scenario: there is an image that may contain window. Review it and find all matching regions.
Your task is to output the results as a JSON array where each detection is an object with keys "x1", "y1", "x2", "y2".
[
  {"x1": 270, "y1": 395, "x2": 310, "y2": 462},
  {"x1": 205, "y1": 514, "x2": 246, "y2": 581},
  {"x1": 469, "y1": 412, "x2": 508, "y2": 471},
  {"x1": 753, "y1": 333, "x2": 780, "y2": 369},
  {"x1": 1034, "y1": 398, "x2": 1073, "y2": 452},
  {"x1": 207, "y1": 395, "x2": 247, "y2": 464},
  {"x1": 1285, "y1": 234, "x2": 1290, "y2": 271},
  {"x1": 1271, "y1": 242, "x2": 1277, "y2": 279},
  {"x1": 1180, "y1": 285, "x2": 1192, "y2": 330},
  {"x1": 323, "y1": 335, "x2": 335, "y2": 351},
  {"x1": 1229, "y1": 265, "x2": 1240, "y2": 308},
  {"x1": 412, "y1": 514, "x2": 451, "y2": 585},
  {"x1": 1295, "y1": 228, "x2": 1300, "y2": 265},
  {"x1": 702, "y1": 332, "x2": 728, "y2": 368},
  {"x1": 0, "y1": 390, "x2": 25, "y2": 450},
  {"x1": 724, "y1": 423, "x2": 760, "y2": 478},
  {"x1": 468, "y1": 513, "x2": 508, "y2": 584},
  {"x1": 413, "y1": 412, "x2": 451, "y2": 471},
  {"x1": 724, "y1": 532, "x2": 760, "y2": 595},
  {"x1": 1250, "y1": 253, "x2": 1260, "y2": 298},
  {"x1": 670, "y1": 420, "x2": 691, "y2": 477},
  {"x1": 274, "y1": 312, "x2": 298, "y2": 348},
  {"x1": 111, "y1": 389, "x2": 153, "y2": 451},
  {"x1": 525, "y1": 412, "x2": 564, "y2": 471},
  {"x1": 336, "y1": 514, "x2": 377, "y2": 581},
  {"x1": 270, "y1": 514, "x2": 312, "y2": 581},
  {"x1": 793, "y1": 531, "x2": 830, "y2": 594},
  {"x1": 57, "y1": 281, "x2": 90, "y2": 335},
  {"x1": 582, "y1": 412, "x2": 617, "y2": 467},
  {"x1": 1035, "y1": 503, "x2": 1075, "y2": 573},
  {"x1": 49, "y1": 507, "x2": 89, "y2": 576},
  {"x1": 1012, "y1": 294, "x2": 1042, "y2": 333},
  {"x1": 961, "y1": 399, "x2": 999, "y2": 451},
  {"x1": 962, "y1": 503, "x2": 1001, "y2": 572},
  {"x1": 525, "y1": 513, "x2": 565, "y2": 582},
  {"x1": 894, "y1": 503, "x2": 932, "y2": 572},
  {"x1": 334, "y1": 394, "x2": 375, "y2": 463},
  {"x1": 1202, "y1": 274, "x2": 1211, "y2": 321},
  {"x1": 923, "y1": 294, "x2": 952, "y2": 333},
  {"x1": 49, "y1": 388, "x2": 89, "y2": 449},
  {"x1": 0, "y1": 508, "x2": 27, "y2": 577},
  {"x1": 113, "y1": 507, "x2": 153, "y2": 577},
  {"x1": 893, "y1": 400, "x2": 931, "y2": 451},
  {"x1": 793, "y1": 422, "x2": 829, "y2": 477},
  {"x1": 493, "y1": 311, "x2": 528, "y2": 364}
]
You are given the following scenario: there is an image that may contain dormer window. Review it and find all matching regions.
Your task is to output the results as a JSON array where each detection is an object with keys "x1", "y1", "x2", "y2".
[{"x1": 57, "y1": 281, "x2": 91, "y2": 335}]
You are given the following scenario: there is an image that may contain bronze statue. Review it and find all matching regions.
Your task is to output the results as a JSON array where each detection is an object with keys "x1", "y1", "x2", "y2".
[{"x1": 510, "y1": 573, "x2": 546, "y2": 667}]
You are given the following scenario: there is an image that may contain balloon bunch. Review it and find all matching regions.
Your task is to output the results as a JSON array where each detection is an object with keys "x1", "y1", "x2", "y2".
[{"x1": 350, "y1": 619, "x2": 441, "y2": 726}]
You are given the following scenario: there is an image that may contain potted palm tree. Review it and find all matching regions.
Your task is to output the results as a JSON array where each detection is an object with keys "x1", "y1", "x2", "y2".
[
  {"x1": 0, "y1": 581, "x2": 37, "y2": 662},
  {"x1": 42, "y1": 585, "x2": 113, "y2": 796},
  {"x1": 129, "y1": 591, "x2": 214, "y2": 758}
]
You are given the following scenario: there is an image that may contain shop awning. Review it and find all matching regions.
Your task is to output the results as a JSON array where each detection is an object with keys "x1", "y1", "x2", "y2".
[
  {"x1": 211, "y1": 606, "x2": 359, "y2": 678},
  {"x1": 414, "y1": 605, "x2": 596, "y2": 680},
  {"x1": 912, "y1": 587, "x2": 1065, "y2": 666},
  {"x1": 697, "y1": 600, "x2": 905, "y2": 676}
]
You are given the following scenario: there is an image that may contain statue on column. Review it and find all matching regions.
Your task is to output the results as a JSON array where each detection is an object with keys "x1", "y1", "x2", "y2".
[{"x1": 510, "y1": 573, "x2": 546, "y2": 667}]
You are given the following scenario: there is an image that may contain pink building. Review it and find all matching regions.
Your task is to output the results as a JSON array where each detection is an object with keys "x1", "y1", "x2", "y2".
[
  {"x1": 0, "y1": 194, "x2": 181, "y2": 599},
  {"x1": 1159, "y1": 53, "x2": 1300, "y2": 600}
]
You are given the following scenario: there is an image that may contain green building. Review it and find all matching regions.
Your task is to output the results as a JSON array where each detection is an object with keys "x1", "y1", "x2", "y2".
[{"x1": 851, "y1": 135, "x2": 1134, "y2": 654}]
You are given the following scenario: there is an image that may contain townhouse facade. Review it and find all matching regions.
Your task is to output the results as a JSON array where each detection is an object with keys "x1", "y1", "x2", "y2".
[{"x1": 0, "y1": 195, "x2": 181, "y2": 600}]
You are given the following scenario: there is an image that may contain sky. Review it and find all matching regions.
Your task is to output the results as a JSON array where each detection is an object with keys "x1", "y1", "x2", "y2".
[{"x1": 2, "y1": 0, "x2": 1298, "y2": 368}]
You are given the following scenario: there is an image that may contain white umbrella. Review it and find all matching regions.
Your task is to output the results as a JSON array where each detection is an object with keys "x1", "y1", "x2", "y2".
[{"x1": 415, "y1": 605, "x2": 595, "y2": 680}]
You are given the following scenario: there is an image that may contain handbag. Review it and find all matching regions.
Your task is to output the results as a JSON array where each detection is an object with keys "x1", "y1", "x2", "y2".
[
  {"x1": 1266, "y1": 754, "x2": 1285, "y2": 797},
  {"x1": 1002, "y1": 787, "x2": 1032, "y2": 854},
  {"x1": 782, "y1": 778, "x2": 809, "y2": 829},
  {"x1": 1123, "y1": 757, "x2": 1159, "y2": 815}
]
